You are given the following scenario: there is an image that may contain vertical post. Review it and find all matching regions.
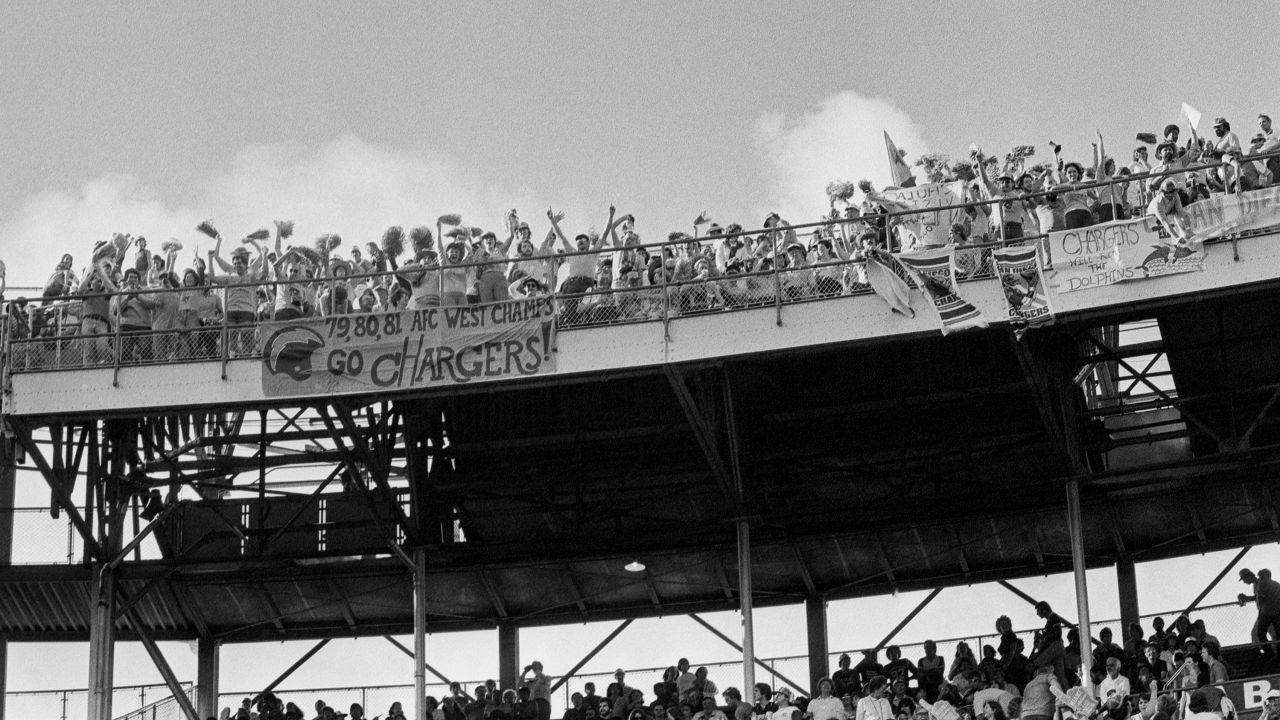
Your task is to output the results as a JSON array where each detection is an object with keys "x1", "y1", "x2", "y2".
[
  {"x1": 415, "y1": 548, "x2": 428, "y2": 720},
  {"x1": 1066, "y1": 478, "x2": 1093, "y2": 694},
  {"x1": 87, "y1": 565, "x2": 117, "y2": 720},
  {"x1": 771, "y1": 231, "x2": 782, "y2": 326},
  {"x1": 738, "y1": 519, "x2": 755, "y2": 695},
  {"x1": 196, "y1": 637, "x2": 220, "y2": 719},
  {"x1": 1116, "y1": 557, "x2": 1140, "y2": 646},
  {"x1": 499, "y1": 621, "x2": 521, "y2": 693},
  {"x1": 805, "y1": 595, "x2": 828, "y2": 694},
  {"x1": 0, "y1": 634, "x2": 7, "y2": 720}
]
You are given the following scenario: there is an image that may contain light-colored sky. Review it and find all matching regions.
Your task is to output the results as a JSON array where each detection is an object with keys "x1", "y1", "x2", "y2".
[
  {"x1": 1, "y1": 2, "x2": 1277, "y2": 287},
  {"x1": 3, "y1": 1, "x2": 1279, "y2": 714}
]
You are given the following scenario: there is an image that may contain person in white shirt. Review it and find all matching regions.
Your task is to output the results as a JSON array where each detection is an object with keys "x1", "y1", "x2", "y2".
[
  {"x1": 856, "y1": 677, "x2": 894, "y2": 720},
  {"x1": 1257, "y1": 689, "x2": 1280, "y2": 720},
  {"x1": 1210, "y1": 118, "x2": 1243, "y2": 188},
  {"x1": 807, "y1": 678, "x2": 846, "y2": 720},
  {"x1": 1097, "y1": 657, "x2": 1130, "y2": 704}
]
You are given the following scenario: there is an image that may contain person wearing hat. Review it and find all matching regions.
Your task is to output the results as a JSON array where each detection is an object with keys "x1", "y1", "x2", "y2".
[
  {"x1": 1146, "y1": 179, "x2": 1194, "y2": 241},
  {"x1": 1259, "y1": 690, "x2": 1280, "y2": 720},
  {"x1": 1239, "y1": 568, "x2": 1280, "y2": 656},
  {"x1": 769, "y1": 688, "x2": 801, "y2": 720},
  {"x1": 1146, "y1": 142, "x2": 1194, "y2": 198},
  {"x1": 974, "y1": 150, "x2": 1033, "y2": 240}
]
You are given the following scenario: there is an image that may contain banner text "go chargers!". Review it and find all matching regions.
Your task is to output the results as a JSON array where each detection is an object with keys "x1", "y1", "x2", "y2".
[{"x1": 259, "y1": 298, "x2": 557, "y2": 397}]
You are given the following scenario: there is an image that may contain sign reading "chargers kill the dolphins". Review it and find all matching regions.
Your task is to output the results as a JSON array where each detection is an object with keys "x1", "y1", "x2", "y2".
[{"x1": 258, "y1": 298, "x2": 557, "y2": 396}]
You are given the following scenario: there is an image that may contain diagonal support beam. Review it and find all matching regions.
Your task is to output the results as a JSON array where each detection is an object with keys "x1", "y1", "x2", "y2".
[
  {"x1": 549, "y1": 619, "x2": 634, "y2": 693},
  {"x1": 1183, "y1": 545, "x2": 1251, "y2": 614},
  {"x1": 115, "y1": 584, "x2": 200, "y2": 720},
  {"x1": 664, "y1": 366, "x2": 738, "y2": 508},
  {"x1": 480, "y1": 570, "x2": 509, "y2": 619},
  {"x1": 252, "y1": 639, "x2": 331, "y2": 704},
  {"x1": 11, "y1": 422, "x2": 105, "y2": 560},
  {"x1": 1084, "y1": 335, "x2": 1226, "y2": 448},
  {"x1": 873, "y1": 588, "x2": 943, "y2": 651},
  {"x1": 330, "y1": 403, "x2": 419, "y2": 545},
  {"x1": 689, "y1": 614, "x2": 807, "y2": 695},
  {"x1": 383, "y1": 635, "x2": 472, "y2": 699}
]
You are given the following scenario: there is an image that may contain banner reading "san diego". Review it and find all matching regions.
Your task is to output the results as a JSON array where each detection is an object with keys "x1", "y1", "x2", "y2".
[
  {"x1": 258, "y1": 298, "x2": 557, "y2": 396},
  {"x1": 1048, "y1": 217, "x2": 1205, "y2": 294}
]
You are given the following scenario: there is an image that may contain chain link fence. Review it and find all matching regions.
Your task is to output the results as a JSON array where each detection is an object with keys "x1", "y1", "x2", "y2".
[
  {"x1": 1, "y1": 507, "x2": 80, "y2": 564},
  {"x1": 0, "y1": 599, "x2": 1261, "y2": 719}
]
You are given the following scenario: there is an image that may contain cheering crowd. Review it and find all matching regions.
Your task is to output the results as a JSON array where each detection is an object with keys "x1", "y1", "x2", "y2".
[
  {"x1": 6, "y1": 113, "x2": 1280, "y2": 368},
  {"x1": 219, "y1": 590, "x2": 1276, "y2": 720}
]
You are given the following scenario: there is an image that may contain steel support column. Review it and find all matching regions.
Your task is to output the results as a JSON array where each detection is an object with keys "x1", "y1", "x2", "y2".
[
  {"x1": 1066, "y1": 479, "x2": 1093, "y2": 694},
  {"x1": 1116, "y1": 557, "x2": 1140, "y2": 646},
  {"x1": 0, "y1": 440, "x2": 11, "y2": 720},
  {"x1": 499, "y1": 621, "x2": 520, "y2": 692},
  {"x1": 805, "y1": 596, "x2": 828, "y2": 694},
  {"x1": 738, "y1": 520, "x2": 755, "y2": 695},
  {"x1": 87, "y1": 565, "x2": 117, "y2": 720},
  {"x1": 197, "y1": 637, "x2": 220, "y2": 719},
  {"x1": 0, "y1": 636, "x2": 7, "y2": 720},
  {"x1": 415, "y1": 549, "x2": 428, "y2": 720}
]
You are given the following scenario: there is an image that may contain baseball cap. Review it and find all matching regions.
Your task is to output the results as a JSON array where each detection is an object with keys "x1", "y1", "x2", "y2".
[{"x1": 1267, "y1": 690, "x2": 1280, "y2": 701}]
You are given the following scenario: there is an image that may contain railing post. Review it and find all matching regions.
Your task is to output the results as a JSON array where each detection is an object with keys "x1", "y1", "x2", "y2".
[
  {"x1": 220, "y1": 293, "x2": 230, "y2": 381},
  {"x1": 111, "y1": 293, "x2": 122, "y2": 388},
  {"x1": 661, "y1": 244, "x2": 671, "y2": 341},
  {"x1": 771, "y1": 231, "x2": 782, "y2": 326}
]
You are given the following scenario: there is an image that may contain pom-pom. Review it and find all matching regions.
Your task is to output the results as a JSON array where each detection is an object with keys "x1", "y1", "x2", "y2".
[
  {"x1": 92, "y1": 240, "x2": 116, "y2": 263},
  {"x1": 825, "y1": 181, "x2": 858, "y2": 204},
  {"x1": 1136, "y1": 132, "x2": 1158, "y2": 145},
  {"x1": 195, "y1": 220, "x2": 220, "y2": 240},
  {"x1": 469, "y1": 226, "x2": 484, "y2": 238},
  {"x1": 292, "y1": 246, "x2": 323, "y2": 266},
  {"x1": 245, "y1": 229, "x2": 271, "y2": 242},
  {"x1": 313, "y1": 234, "x2": 341, "y2": 254},
  {"x1": 857, "y1": 179, "x2": 875, "y2": 194},
  {"x1": 694, "y1": 210, "x2": 712, "y2": 226},
  {"x1": 437, "y1": 213, "x2": 462, "y2": 226},
  {"x1": 273, "y1": 220, "x2": 294, "y2": 239},
  {"x1": 161, "y1": 239, "x2": 182, "y2": 253},
  {"x1": 1011, "y1": 145, "x2": 1036, "y2": 158},
  {"x1": 445, "y1": 227, "x2": 470, "y2": 240},
  {"x1": 381, "y1": 226, "x2": 405, "y2": 258},
  {"x1": 410, "y1": 226, "x2": 434, "y2": 253},
  {"x1": 951, "y1": 160, "x2": 976, "y2": 182}
]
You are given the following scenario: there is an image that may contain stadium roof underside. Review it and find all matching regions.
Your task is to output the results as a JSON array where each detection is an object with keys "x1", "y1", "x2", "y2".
[{"x1": 5, "y1": 273, "x2": 1280, "y2": 644}]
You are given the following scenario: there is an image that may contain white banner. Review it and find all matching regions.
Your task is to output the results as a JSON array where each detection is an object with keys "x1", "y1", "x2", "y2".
[
  {"x1": 879, "y1": 180, "x2": 968, "y2": 250},
  {"x1": 1048, "y1": 217, "x2": 1205, "y2": 294}
]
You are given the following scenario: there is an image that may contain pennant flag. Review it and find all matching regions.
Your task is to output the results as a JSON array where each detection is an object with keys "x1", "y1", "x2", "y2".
[
  {"x1": 864, "y1": 248, "x2": 914, "y2": 317},
  {"x1": 993, "y1": 245, "x2": 1054, "y2": 338},
  {"x1": 884, "y1": 131, "x2": 916, "y2": 188},
  {"x1": 1180, "y1": 102, "x2": 1202, "y2": 131},
  {"x1": 897, "y1": 246, "x2": 987, "y2": 335}
]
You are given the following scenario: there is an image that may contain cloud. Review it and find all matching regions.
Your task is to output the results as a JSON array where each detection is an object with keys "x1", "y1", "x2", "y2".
[
  {"x1": 0, "y1": 136, "x2": 568, "y2": 287},
  {"x1": 754, "y1": 90, "x2": 929, "y2": 223}
]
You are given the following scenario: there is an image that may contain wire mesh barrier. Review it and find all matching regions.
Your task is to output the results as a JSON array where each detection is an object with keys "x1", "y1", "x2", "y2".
[
  {"x1": 0, "y1": 600, "x2": 1263, "y2": 718},
  {"x1": 1, "y1": 507, "x2": 80, "y2": 564},
  {"x1": 9, "y1": 154, "x2": 1279, "y2": 377},
  {"x1": 3, "y1": 683, "x2": 190, "y2": 720}
]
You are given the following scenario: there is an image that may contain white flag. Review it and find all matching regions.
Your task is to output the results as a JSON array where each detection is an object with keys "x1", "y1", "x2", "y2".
[{"x1": 1180, "y1": 102, "x2": 1202, "y2": 131}]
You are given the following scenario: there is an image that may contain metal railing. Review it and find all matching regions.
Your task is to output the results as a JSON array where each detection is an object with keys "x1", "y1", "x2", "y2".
[
  {"x1": 3, "y1": 682, "x2": 190, "y2": 720},
  {"x1": 6, "y1": 600, "x2": 1256, "y2": 718},
  {"x1": 7, "y1": 150, "x2": 1278, "y2": 376}
]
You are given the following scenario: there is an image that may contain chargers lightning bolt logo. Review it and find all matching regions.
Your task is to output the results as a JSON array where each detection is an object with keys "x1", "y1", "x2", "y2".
[{"x1": 262, "y1": 327, "x2": 325, "y2": 381}]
